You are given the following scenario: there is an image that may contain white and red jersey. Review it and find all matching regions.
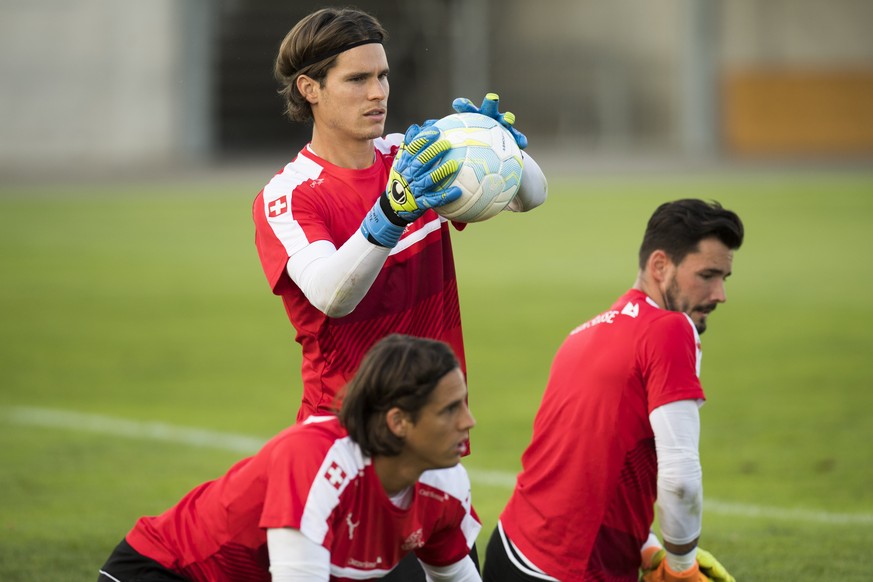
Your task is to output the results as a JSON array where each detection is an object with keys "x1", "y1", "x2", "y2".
[
  {"x1": 126, "y1": 416, "x2": 480, "y2": 581},
  {"x1": 500, "y1": 289, "x2": 705, "y2": 582},
  {"x1": 253, "y1": 137, "x2": 467, "y2": 422}
]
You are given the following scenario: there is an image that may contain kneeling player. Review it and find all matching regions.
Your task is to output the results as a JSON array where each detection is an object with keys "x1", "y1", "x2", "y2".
[{"x1": 98, "y1": 334, "x2": 480, "y2": 581}]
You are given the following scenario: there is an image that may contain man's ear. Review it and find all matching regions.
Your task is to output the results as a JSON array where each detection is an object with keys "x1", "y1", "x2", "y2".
[
  {"x1": 296, "y1": 74, "x2": 319, "y2": 105},
  {"x1": 385, "y1": 407, "x2": 410, "y2": 439},
  {"x1": 647, "y1": 250, "x2": 671, "y2": 283}
]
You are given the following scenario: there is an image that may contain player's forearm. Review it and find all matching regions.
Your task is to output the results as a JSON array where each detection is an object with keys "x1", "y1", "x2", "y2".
[
  {"x1": 505, "y1": 151, "x2": 547, "y2": 212},
  {"x1": 267, "y1": 527, "x2": 331, "y2": 581},
  {"x1": 286, "y1": 234, "x2": 389, "y2": 317},
  {"x1": 663, "y1": 537, "x2": 699, "y2": 556},
  {"x1": 650, "y1": 400, "x2": 703, "y2": 548},
  {"x1": 421, "y1": 555, "x2": 481, "y2": 581}
]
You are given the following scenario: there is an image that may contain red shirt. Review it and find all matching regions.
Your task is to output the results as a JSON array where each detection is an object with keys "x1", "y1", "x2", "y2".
[
  {"x1": 500, "y1": 289, "x2": 705, "y2": 581},
  {"x1": 253, "y1": 138, "x2": 466, "y2": 422},
  {"x1": 127, "y1": 416, "x2": 480, "y2": 581}
]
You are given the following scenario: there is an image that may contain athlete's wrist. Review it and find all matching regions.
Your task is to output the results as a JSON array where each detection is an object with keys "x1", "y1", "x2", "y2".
[{"x1": 360, "y1": 195, "x2": 406, "y2": 248}]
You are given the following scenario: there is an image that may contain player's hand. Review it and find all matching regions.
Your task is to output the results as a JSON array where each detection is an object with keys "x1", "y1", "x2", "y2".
[
  {"x1": 385, "y1": 123, "x2": 462, "y2": 222},
  {"x1": 640, "y1": 551, "x2": 710, "y2": 582},
  {"x1": 452, "y1": 92, "x2": 528, "y2": 149},
  {"x1": 695, "y1": 548, "x2": 735, "y2": 582},
  {"x1": 640, "y1": 547, "x2": 733, "y2": 582},
  {"x1": 360, "y1": 123, "x2": 461, "y2": 248}
]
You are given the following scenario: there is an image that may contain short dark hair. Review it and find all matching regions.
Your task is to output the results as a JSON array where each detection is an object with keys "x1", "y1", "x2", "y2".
[
  {"x1": 274, "y1": 7, "x2": 387, "y2": 123},
  {"x1": 638, "y1": 199, "x2": 744, "y2": 269},
  {"x1": 338, "y1": 334, "x2": 460, "y2": 457}
]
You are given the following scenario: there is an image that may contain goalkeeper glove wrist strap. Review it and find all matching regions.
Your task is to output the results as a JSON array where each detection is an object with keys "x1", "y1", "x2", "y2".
[{"x1": 360, "y1": 195, "x2": 407, "y2": 248}]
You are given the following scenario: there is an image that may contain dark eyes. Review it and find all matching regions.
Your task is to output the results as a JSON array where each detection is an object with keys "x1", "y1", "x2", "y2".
[
  {"x1": 444, "y1": 402, "x2": 462, "y2": 414},
  {"x1": 349, "y1": 72, "x2": 388, "y2": 83}
]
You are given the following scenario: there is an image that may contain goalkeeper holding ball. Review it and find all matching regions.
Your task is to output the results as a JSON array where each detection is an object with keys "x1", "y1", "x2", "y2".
[
  {"x1": 483, "y1": 200, "x2": 743, "y2": 582},
  {"x1": 253, "y1": 7, "x2": 546, "y2": 424},
  {"x1": 251, "y1": 6, "x2": 547, "y2": 580}
]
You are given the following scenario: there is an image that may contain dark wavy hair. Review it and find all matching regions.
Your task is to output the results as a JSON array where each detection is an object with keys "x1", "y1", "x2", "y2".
[
  {"x1": 338, "y1": 334, "x2": 460, "y2": 457},
  {"x1": 274, "y1": 7, "x2": 387, "y2": 122},
  {"x1": 638, "y1": 199, "x2": 744, "y2": 269}
]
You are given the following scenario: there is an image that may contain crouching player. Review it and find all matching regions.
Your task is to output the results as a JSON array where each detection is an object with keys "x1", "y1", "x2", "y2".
[{"x1": 98, "y1": 334, "x2": 480, "y2": 581}]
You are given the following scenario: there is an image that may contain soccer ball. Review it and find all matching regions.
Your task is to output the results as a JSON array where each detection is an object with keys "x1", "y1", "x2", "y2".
[{"x1": 430, "y1": 112, "x2": 524, "y2": 223}]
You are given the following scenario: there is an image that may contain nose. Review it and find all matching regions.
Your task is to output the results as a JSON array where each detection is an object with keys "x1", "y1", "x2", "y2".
[
  {"x1": 712, "y1": 279, "x2": 727, "y2": 303},
  {"x1": 370, "y1": 77, "x2": 388, "y2": 100},
  {"x1": 460, "y1": 402, "x2": 476, "y2": 431}
]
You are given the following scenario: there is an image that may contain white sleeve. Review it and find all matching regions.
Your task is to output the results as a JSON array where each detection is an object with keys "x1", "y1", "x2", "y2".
[
  {"x1": 649, "y1": 399, "x2": 703, "y2": 547},
  {"x1": 267, "y1": 527, "x2": 331, "y2": 582},
  {"x1": 420, "y1": 555, "x2": 481, "y2": 581},
  {"x1": 285, "y1": 231, "x2": 390, "y2": 318},
  {"x1": 505, "y1": 151, "x2": 547, "y2": 212}
]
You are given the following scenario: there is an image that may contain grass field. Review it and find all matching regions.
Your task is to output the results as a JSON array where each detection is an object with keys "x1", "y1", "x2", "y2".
[{"x1": 1, "y1": 166, "x2": 872, "y2": 580}]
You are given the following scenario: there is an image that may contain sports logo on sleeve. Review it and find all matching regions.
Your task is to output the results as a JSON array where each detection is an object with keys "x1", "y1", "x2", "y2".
[
  {"x1": 268, "y1": 195, "x2": 288, "y2": 217},
  {"x1": 621, "y1": 302, "x2": 639, "y2": 318},
  {"x1": 324, "y1": 461, "x2": 347, "y2": 490}
]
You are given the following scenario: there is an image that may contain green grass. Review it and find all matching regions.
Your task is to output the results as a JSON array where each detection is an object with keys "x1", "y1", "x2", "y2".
[{"x1": 2, "y1": 169, "x2": 872, "y2": 580}]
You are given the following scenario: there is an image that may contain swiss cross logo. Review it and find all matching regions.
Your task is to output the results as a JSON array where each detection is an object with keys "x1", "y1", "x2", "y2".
[
  {"x1": 268, "y1": 196, "x2": 288, "y2": 218},
  {"x1": 324, "y1": 461, "x2": 347, "y2": 490},
  {"x1": 401, "y1": 528, "x2": 425, "y2": 551}
]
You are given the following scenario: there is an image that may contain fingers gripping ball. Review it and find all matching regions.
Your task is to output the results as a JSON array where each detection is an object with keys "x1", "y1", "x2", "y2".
[
  {"x1": 387, "y1": 127, "x2": 461, "y2": 222},
  {"x1": 429, "y1": 112, "x2": 524, "y2": 223},
  {"x1": 452, "y1": 92, "x2": 528, "y2": 150}
]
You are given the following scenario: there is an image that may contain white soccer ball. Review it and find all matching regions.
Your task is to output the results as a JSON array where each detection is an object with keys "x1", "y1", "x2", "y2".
[{"x1": 431, "y1": 112, "x2": 524, "y2": 223}]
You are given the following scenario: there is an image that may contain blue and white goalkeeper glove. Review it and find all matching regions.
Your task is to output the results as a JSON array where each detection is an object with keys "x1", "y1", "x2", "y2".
[
  {"x1": 452, "y1": 92, "x2": 528, "y2": 150},
  {"x1": 360, "y1": 123, "x2": 462, "y2": 248}
]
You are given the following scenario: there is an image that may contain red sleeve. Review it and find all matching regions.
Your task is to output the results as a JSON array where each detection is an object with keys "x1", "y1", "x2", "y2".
[
  {"x1": 414, "y1": 502, "x2": 475, "y2": 567},
  {"x1": 259, "y1": 429, "x2": 329, "y2": 531},
  {"x1": 253, "y1": 190, "x2": 293, "y2": 294},
  {"x1": 253, "y1": 183, "x2": 336, "y2": 295},
  {"x1": 640, "y1": 313, "x2": 705, "y2": 413}
]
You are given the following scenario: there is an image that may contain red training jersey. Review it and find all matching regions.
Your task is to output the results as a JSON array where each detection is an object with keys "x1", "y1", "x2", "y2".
[
  {"x1": 126, "y1": 416, "x2": 480, "y2": 581},
  {"x1": 500, "y1": 289, "x2": 705, "y2": 581},
  {"x1": 253, "y1": 137, "x2": 466, "y2": 422}
]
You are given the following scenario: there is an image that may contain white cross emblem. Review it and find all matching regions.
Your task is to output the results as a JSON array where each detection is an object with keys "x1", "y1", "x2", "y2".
[
  {"x1": 268, "y1": 196, "x2": 288, "y2": 217},
  {"x1": 324, "y1": 462, "x2": 347, "y2": 489}
]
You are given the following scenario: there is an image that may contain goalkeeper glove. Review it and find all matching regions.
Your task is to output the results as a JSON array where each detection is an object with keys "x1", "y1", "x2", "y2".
[
  {"x1": 452, "y1": 92, "x2": 528, "y2": 150},
  {"x1": 695, "y1": 548, "x2": 735, "y2": 582},
  {"x1": 640, "y1": 558, "x2": 709, "y2": 582},
  {"x1": 360, "y1": 123, "x2": 461, "y2": 248},
  {"x1": 640, "y1": 548, "x2": 734, "y2": 582}
]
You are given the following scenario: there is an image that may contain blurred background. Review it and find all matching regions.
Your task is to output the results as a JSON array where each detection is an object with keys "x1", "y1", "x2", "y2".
[
  {"x1": 2, "y1": 2, "x2": 872, "y2": 579},
  {"x1": 1, "y1": 0, "x2": 872, "y2": 177}
]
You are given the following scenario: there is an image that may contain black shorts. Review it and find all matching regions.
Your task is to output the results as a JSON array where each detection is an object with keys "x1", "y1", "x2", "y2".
[
  {"x1": 97, "y1": 538, "x2": 188, "y2": 582},
  {"x1": 98, "y1": 537, "x2": 479, "y2": 581},
  {"x1": 483, "y1": 523, "x2": 555, "y2": 582},
  {"x1": 382, "y1": 542, "x2": 480, "y2": 581}
]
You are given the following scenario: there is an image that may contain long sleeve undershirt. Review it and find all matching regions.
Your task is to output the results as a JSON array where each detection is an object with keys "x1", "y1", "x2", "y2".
[{"x1": 285, "y1": 151, "x2": 548, "y2": 318}]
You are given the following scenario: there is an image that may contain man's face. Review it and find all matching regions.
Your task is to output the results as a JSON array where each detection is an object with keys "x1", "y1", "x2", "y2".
[
  {"x1": 311, "y1": 43, "x2": 389, "y2": 141},
  {"x1": 402, "y1": 368, "x2": 475, "y2": 471},
  {"x1": 661, "y1": 237, "x2": 734, "y2": 334}
]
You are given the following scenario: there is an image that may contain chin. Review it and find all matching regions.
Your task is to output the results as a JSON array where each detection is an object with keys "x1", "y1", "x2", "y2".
[{"x1": 438, "y1": 456, "x2": 461, "y2": 470}]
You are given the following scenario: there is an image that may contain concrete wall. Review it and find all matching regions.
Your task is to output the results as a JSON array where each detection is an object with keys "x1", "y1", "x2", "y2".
[
  {"x1": 722, "y1": 0, "x2": 873, "y2": 66},
  {"x1": 1, "y1": 0, "x2": 870, "y2": 172},
  {"x1": 0, "y1": 0, "x2": 212, "y2": 171}
]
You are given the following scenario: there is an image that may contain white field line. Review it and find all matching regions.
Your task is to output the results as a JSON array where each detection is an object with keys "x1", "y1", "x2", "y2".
[{"x1": 4, "y1": 405, "x2": 872, "y2": 526}]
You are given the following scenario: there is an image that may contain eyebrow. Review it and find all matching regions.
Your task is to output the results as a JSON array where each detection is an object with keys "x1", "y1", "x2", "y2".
[
  {"x1": 699, "y1": 267, "x2": 732, "y2": 277},
  {"x1": 342, "y1": 66, "x2": 389, "y2": 79},
  {"x1": 439, "y1": 393, "x2": 467, "y2": 413}
]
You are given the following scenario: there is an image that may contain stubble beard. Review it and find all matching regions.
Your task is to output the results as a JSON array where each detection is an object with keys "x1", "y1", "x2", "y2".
[{"x1": 664, "y1": 277, "x2": 708, "y2": 335}]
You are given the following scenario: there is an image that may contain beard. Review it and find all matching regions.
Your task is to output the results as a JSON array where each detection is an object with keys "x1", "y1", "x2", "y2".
[{"x1": 663, "y1": 277, "x2": 714, "y2": 335}]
